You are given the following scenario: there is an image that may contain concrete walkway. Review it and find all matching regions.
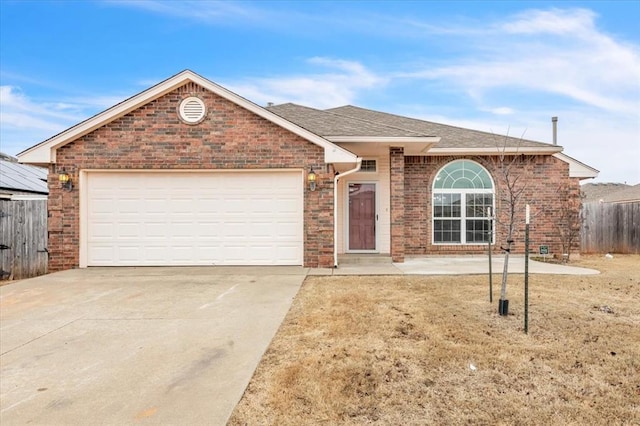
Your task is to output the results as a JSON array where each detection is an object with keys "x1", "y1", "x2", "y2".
[{"x1": 309, "y1": 256, "x2": 600, "y2": 276}]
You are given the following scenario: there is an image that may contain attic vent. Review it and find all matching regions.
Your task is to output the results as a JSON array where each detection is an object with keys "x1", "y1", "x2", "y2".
[{"x1": 178, "y1": 97, "x2": 206, "y2": 124}]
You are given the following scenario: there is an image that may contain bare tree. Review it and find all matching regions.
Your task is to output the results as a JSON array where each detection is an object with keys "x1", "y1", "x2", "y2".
[
  {"x1": 491, "y1": 131, "x2": 532, "y2": 315},
  {"x1": 547, "y1": 185, "x2": 583, "y2": 262}
]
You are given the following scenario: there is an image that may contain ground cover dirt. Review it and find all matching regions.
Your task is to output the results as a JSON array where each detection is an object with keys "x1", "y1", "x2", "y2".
[{"x1": 229, "y1": 255, "x2": 640, "y2": 425}]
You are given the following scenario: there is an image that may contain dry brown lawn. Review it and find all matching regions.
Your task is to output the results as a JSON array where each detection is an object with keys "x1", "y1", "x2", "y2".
[{"x1": 229, "y1": 255, "x2": 640, "y2": 425}]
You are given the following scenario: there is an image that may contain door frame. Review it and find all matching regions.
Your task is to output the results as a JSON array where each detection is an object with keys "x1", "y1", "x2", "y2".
[{"x1": 344, "y1": 180, "x2": 379, "y2": 253}]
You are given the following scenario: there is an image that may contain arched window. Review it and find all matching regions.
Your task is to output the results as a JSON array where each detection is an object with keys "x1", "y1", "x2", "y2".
[{"x1": 432, "y1": 160, "x2": 494, "y2": 244}]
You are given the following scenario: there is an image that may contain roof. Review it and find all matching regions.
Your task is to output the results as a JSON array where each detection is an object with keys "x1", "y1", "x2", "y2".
[
  {"x1": 17, "y1": 70, "x2": 357, "y2": 165},
  {"x1": 324, "y1": 105, "x2": 562, "y2": 154},
  {"x1": 268, "y1": 103, "x2": 430, "y2": 138},
  {"x1": 267, "y1": 103, "x2": 441, "y2": 155},
  {"x1": 582, "y1": 183, "x2": 640, "y2": 204},
  {"x1": 0, "y1": 158, "x2": 48, "y2": 195}
]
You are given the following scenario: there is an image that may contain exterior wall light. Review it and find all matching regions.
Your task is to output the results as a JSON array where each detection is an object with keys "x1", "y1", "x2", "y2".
[
  {"x1": 307, "y1": 168, "x2": 317, "y2": 191},
  {"x1": 59, "y1": 169, "x2": 73, "y2": 191}
]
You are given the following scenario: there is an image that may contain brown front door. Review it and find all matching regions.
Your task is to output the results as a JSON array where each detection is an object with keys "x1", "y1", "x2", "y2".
[{"x1": 348, "y1": 183, "x2": 376, "y2": 250}]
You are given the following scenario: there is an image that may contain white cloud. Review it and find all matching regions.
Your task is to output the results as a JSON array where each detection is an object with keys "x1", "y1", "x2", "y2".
[
  {"x1": 225, "y1": 57, "x2": 386, "y2": 109},
  {"x1": 106, "y1": 0, "x2": 267, "y2": 23},
  {"x1": 0, "y1": 86, "x2": 80, "y2": 132},
  {"x1": 500, "y1": 8, "x2": 597, "y2": 36},
  {"x1": 0, "y1": 86, "x2": 127, "y2": 155},
  {"x1": 482, "y1": 107, "x2": 515, "y2": 116},
  {"x1": 399, "y1": 8, "x2": 640, "y2": 117}
]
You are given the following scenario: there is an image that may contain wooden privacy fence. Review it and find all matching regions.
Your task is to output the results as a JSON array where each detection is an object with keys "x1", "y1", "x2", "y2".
[
  {"x1": 0, "y1": 199, "x2": 48, "y2": 280},
  {"x1": 581, "y1": 201, "x2": 640, "y2": 254}
]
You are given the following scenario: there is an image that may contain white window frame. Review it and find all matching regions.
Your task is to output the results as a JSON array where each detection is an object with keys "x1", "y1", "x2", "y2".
[
  {"x1": 432, "y1": 160, "x2": 495, "y2": 245},
  {"x1": 359, "y1": 158, "x2": 378, "y2": 173}
]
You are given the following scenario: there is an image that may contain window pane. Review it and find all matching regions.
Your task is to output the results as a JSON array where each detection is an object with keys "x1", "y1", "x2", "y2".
[
  {"x1": 434, "y1": 193, "x2": 461, "y2": 218},
  {"x1": 466, "y1": 219, "x2": 492, "y2": 243},
  {"x1": 451, "y1": 202, "x2": 461, "y2": 217},
  {"x1": 466, "y1": 193, "x2": 492, "y2": 217},
  {"x1": 360, "y1": 159, "x2": 377, "y2": 172},
  {"x1": 433, "y1": 160, "x2": 493, "y2": 189},
  {"x1": 481, "y1": 174, "x2": 493, "y2": 188},
  {"x1": 434, "y1": 219, "x2": 461, "y2": 243}
]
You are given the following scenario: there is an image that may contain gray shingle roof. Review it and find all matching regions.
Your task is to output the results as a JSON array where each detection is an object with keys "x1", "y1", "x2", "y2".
[
  {"x1": 582, "y1": 183, "x2": 640, "y2": 203},
  {"x1": 0, "y1": 159, "x2": 49, "y2": 195},
  {"x1": 325, "y1": 105, "x2": 557, "y2": 149},
  {"x1": 267, "y1": 103, "x2": 429, "y2": 137}
]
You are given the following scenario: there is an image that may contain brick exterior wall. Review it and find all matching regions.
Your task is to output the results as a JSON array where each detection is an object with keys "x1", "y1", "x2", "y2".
[
  {"x1": 47, "y1": 82, "x2": 333, "y2": 271},
  {"x1": 404, "y1": 155, "x2": 581, "y2": 257},
  {"x1": 390, "y1": 147, "x2": 405, "y2": 262}
]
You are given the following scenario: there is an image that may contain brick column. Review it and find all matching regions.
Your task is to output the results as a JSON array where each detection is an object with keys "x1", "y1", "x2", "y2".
[{"x1": 390, "y1": 147, "x2": 405, "y2": 262}]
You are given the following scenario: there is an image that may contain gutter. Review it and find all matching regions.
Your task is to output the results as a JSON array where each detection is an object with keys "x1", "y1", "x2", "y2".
[{"x1": 333, "y1": 158, "x2": 363, "y2": 268}]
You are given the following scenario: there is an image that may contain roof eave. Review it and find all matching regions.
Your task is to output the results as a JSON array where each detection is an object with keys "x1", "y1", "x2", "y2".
[
  {"x1": 553, "y1": 153, "x2": 599, "y2": 179},
  {"x1": 326, "y1": 136, "x2": 440, "y2": 143},
  {"x1": 330, "y1": 136, "x2": 441, "y2": 156},
  {"x1": 427, "y1": 146, "x2": 563, "y2": 156}
]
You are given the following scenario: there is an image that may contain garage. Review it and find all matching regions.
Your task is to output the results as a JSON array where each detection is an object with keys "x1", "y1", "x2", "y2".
[{"x1": 82, "y1": 170, "x2": 304, "y2": 266}]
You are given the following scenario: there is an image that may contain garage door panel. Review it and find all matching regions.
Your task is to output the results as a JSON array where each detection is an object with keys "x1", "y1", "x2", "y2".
[
  {"x1": 91, "y1": 199, "x2": 115, "y2": 214},
  {"x1": 144, "y1": 223, "x2": 168, "y2": 238},
  {"x1": 89, "y1": 246, "x2": 115, "y2": 264},
  {"x1": 197, "y1": 224, "x2": 223, "y2": 237},
  {"x1": 86, "y1": 171, "x2": 303, "y2": 266},
  {"x1": 145, "y1": 199, "x2": 169, "y2": 211},
  {"x1": 140, "y1": 246, "x2": 168, "y2": 263},
  {"x1": 90, "y1": 222, "x2": 115, "y2": 239},
  {"x1": 277, "y1": 246, "x2": 302, "y2": 263},
  {"x1": 117, "y1": 223, "x2": 141, "y2": 238},
  {"x1": 197, "y1": 246, "x2": 222, "y2": 260}
]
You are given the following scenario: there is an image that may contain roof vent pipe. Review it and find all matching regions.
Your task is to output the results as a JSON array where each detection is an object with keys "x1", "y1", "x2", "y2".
[{"x1": 552, "y1": 116, "x2": 558, "y2": 145}]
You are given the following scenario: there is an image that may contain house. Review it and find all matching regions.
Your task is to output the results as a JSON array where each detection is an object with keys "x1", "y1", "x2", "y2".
[
  {"x1": 17, "y1": 70, "x2": 598, "y2": 271},
  {"x1": 582, "y1": 183, "x2": 640, "y2": 204},
  {"x1": 0, "y1": 154, "x2": 49, "y2": 279},
  {"x1": 0, "y1": 153, "x2": 48, "y2": 200}
]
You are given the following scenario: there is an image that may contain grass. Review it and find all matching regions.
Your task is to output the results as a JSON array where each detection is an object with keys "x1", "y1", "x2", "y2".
[{"x1": 229, "y1": 255, "x2": 640, "y2": 425}]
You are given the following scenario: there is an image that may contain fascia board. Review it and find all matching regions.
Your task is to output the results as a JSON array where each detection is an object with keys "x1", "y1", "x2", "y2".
[
  {"x1": 18, "y1": 70, "x2": 357, "y2": 165},
  {"x1": 330, "y1": 136, "x2": 441, "y2": 157},
  {"x1": 327, "y1": 136, "x2": 441, "y2": 143},
  {"x1": 553, "y1": 153, "x2": 599, "y2": 179},
  {"x1": 427, "y1": 146, "x2": 563, "y2": 155}
]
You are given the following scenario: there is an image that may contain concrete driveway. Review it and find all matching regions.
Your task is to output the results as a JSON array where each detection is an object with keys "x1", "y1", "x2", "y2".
[{"x1": 0, "y1": 267, "x2": 306, "y2": 425}]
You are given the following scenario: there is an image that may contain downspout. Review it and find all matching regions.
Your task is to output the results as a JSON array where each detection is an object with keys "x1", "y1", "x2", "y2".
[{"x1": 333, "y1": 158, "x2": 362, "y2": 268}]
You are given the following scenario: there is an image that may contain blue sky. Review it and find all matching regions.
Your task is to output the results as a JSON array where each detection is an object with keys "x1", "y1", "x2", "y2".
[{"x1": 1, "y1": 0, "x2": 638, "y2": 183}]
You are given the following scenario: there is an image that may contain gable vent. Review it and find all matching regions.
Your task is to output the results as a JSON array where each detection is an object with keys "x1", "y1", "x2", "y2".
[{"x1": 179, "y1": 97, "x2": 206, "y2": 124}]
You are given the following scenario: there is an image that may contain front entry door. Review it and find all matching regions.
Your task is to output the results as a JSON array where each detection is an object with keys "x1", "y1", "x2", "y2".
[{"x1": 348, "y1": 183, "x2": 376, "y2": 250}]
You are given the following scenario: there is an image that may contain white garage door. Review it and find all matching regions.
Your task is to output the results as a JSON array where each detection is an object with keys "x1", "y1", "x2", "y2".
[{"x1": 85, "y1": 171, "x2": 303, "y2": 266}]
